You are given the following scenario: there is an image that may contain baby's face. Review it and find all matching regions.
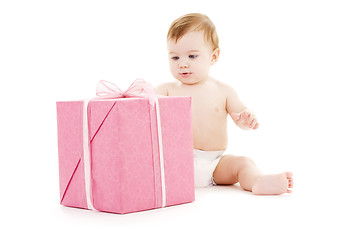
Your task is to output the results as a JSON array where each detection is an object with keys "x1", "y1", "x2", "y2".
[{"x1": 167, "y1": 31, "x2": 218, "y2": 85}]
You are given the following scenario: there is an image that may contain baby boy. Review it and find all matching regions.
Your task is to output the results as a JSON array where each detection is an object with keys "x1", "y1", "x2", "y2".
[{"x1": 156, "y1": 13, "x2": 293, "y2": 194}]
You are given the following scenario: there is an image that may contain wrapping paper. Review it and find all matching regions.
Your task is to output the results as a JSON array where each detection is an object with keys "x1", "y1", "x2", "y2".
[{"x1": 57, "y1": 93, "x2": 195, "y2": 214}]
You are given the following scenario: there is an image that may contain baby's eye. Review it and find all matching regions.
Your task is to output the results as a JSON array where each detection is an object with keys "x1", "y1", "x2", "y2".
[
  {"x1": 189, "y1": 55, "x2": 198, "y2": 59},
  {"x1": 171, "y1": 56, "x2": 179, "y2": 60}
]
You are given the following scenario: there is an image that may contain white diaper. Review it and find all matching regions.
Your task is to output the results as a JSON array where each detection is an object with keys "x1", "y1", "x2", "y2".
[{"x1": 193, "y1": 149, "x2": 225, "y2": 188}]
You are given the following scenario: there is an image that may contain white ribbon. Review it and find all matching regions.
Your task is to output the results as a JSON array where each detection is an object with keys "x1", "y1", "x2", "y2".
[
  {"x1": 83, "y1": 99, "x2": 95, "y2": 210},
  {"x1": 82, "y1": 79, "x2": 166, "y2": 210},
  {"x1": 155, "y1": 97, "x2": 166, "y2": 208}
]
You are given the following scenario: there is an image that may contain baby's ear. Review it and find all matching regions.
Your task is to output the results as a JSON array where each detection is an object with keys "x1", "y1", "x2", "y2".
[{"x1": 211, "y1": 48, "x2": 220, "y2": 65}]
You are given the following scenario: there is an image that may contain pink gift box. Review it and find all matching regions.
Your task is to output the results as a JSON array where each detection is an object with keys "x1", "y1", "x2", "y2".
[{"x1": 56, "y1": 95, "x2": 195, "y2": 214}]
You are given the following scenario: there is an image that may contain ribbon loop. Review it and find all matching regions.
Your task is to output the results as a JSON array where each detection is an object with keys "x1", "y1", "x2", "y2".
[
  {"x1": 96, "y1": 80, "x2": 124, "y2": 98},
  {"x1": 95, "y1": 79, "x2": 157, "y2": 105}
]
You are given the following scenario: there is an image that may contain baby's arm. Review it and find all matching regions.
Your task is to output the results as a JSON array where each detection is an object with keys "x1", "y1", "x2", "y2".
[{"x1": 225, "y1": 85, "x2": 259, "y2": 130}]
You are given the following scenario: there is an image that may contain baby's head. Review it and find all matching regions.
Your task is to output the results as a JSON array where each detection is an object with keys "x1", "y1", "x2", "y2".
[{"x1": 167, "y1": 13, "x2": 220, "y2": 85}]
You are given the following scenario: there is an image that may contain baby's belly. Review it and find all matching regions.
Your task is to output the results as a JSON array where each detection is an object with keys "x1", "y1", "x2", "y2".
[{"x1": 192, "y1": 121, "x2": 228, "y2": 151}]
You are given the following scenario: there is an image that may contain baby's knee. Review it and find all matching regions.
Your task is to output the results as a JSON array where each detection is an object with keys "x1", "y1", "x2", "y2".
[{"x1": 237, "y1": 156, "x2": 256, "y2": 169}]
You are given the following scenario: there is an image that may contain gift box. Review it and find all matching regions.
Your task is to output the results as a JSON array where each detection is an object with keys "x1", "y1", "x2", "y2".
[{"x1": 56, "y1": 80, "x2": 195, "y2": 214}]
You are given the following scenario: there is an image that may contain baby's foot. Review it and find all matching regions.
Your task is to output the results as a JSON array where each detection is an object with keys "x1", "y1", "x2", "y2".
[{"x1": 252, "y1": 172, "x2": 293, "y2": 195}]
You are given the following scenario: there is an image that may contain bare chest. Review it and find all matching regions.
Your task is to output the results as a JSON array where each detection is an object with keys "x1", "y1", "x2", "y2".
[{"x1": 168, "y1": 87, "x2": 227, "y2": 119}]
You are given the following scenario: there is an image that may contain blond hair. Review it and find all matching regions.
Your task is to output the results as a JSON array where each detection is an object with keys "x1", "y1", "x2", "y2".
[{"x1": 167, "y1": 13, "x2": 219, "y2": 50}]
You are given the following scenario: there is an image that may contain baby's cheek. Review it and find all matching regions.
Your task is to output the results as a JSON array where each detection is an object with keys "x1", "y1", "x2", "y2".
[
  {"x1": 168, "y1": 64, "x2": 176, "y2": 74},
  {"x1": 195, "y1": 64, "x2": 209, "y2": 75},
  {"x1": 170, "y1": 65, "x2": 179, "y2": 79},
  {"x1": 170, "y1": 62, "x2": 177, "y2": 69}
]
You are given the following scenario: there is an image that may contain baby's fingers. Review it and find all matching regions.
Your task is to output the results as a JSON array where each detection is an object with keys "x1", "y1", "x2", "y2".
[
  {"x1": 241, "y1": 111, "x2": 253, "y2": 124},
  {"x1": 240, "y1": 111, "x2": 249, "y2": 119},
  {"x1": 249, "y1": 118, "x2": 258, "y2": 129}
]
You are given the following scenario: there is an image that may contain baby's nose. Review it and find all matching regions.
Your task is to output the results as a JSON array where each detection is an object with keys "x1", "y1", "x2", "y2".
[{"x1": 179, "y1": 61, "x2": 189, "y2": 68}]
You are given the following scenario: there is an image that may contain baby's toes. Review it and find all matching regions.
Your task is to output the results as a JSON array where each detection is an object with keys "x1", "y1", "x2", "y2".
[{"x1": 286, "y1": 172, "x2": 293, "y2": 179}]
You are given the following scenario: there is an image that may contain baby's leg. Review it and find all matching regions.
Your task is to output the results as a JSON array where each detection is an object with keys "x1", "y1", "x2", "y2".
[
  {"x1": 213, "y1": 155, "x2": 293, "y2": 195},
  {"x1": 213, "y1": 155, "x2": 262, "y2": 190}
]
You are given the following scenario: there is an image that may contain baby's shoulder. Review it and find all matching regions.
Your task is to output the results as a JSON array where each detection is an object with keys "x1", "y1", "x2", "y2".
[{"x1": 211, "y1": 79, "x2": 236, "y2": 94}]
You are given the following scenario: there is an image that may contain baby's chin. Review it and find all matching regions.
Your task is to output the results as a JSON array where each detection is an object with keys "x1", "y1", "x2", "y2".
[{"x1": 176, "y1": 76, "x2": 202, "y2": 85}]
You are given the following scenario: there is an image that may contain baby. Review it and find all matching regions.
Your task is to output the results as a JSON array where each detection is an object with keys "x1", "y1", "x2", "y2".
[{"x1": 156, "y1": 13, "x2": 293, "y2": 194}]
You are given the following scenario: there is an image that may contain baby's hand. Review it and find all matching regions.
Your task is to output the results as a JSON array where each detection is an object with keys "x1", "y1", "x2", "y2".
[{"x1": 230, "y1": 110, "x2": 259, "y2": 130}]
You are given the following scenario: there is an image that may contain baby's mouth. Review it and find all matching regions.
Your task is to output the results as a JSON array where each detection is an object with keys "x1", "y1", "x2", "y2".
[{"x1": 179, "y1": 72, "x2": 192, "y2": 77}]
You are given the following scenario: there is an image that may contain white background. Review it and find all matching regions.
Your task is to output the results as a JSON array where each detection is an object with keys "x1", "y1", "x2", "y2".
[{"x1": 1, "y1": 0, "x2": 338, "y2": 239}]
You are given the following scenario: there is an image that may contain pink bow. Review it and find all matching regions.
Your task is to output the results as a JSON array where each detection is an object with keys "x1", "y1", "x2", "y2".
[{"x1": 96, "y1": 79, "x2": 157, "y2": 105}]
